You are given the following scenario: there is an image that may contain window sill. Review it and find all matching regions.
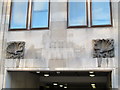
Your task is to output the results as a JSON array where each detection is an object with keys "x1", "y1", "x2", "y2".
[{"x1": 9, "y1": 28, "x2": 49, "y2": 31}]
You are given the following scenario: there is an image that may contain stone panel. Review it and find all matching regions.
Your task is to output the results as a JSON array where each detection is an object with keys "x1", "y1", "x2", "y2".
[
  {"x1": 93, "y1": 39, "x2": 114, "y2": 58},
  {"x1": 6, "y1": 42, "x2": 25, "y2": 59}
]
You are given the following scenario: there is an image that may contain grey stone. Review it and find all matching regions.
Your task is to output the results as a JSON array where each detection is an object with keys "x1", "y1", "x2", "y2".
[
  {"x1": 6, "y1": 41, "x2": 25, "y2": 59},
  {"x1": 93, "y1": 39, "x2": 114, "y2": 58}
]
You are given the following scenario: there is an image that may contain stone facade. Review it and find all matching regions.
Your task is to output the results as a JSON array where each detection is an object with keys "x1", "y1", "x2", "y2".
[{"x1": 0, "y1": 0, "x2": 119, "y2": 89}]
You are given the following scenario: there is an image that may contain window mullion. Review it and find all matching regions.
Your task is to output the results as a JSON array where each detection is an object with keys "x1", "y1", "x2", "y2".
[
  {"x1": 27, "y1": 0, "x2": 32, "y2": 30},
  {"x1": 87, "y1": 0, "x2": 91, "y2": 27}
]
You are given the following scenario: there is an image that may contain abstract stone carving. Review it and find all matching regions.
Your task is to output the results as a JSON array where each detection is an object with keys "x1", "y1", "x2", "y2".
[
  {"x1": 93, "y1": 39, "x2": 114, "y2": 58},
  {"x1": 6, "y1": 41, "x2": 25, "y2": 59}
]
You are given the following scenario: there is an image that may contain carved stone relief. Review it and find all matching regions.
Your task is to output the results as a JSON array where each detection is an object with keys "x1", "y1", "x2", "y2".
[
  {"x1": 6, "y1": 41, "x2": 25, "y2": 59},
  {"x1": 93, "y1": 39, "x2": 114, "y2": 58},
  {"x1": 93, "y1": 39, "x2": 114, "y2": 67}
]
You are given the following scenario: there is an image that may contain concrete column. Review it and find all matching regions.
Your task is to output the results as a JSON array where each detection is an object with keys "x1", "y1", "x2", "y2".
[
  {"x1": 0, "y1": 0, "x2": 9, "y2": 89},
  {"x1": 0, "y1": 0, "x2": 4, "y2": 89},
  {"x1": 118, "y1": 1, "x2": 120, "y2": 90}
]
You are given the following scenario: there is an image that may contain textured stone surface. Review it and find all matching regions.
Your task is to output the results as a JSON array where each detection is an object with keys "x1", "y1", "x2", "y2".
[
  {"x1": 93, "y1": 39, "x2": 114, "y2": 58},
  {"x1": 6, "y1": 42, "x2": 25, "y2": 59},
  {"x1": 0, "y1": 1, "x2": 119, "y2": 89}
]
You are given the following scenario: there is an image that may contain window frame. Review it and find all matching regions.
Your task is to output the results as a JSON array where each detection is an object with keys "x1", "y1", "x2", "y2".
[
  {"x1": 90, "y1": 0, "x2": 113, "y2": 27},
  {"x1": 67, "y1": 0, "x2": 88, "y2": 28},
  {"x1": 9, "y1": 0, "x2": 50, "y2": 31},
  {"x1": 30, "y1": 0, "x2": 50, "y2": 30},
  {"x1": 9, "y1": 1, "x2": 30, "y2": 31}
]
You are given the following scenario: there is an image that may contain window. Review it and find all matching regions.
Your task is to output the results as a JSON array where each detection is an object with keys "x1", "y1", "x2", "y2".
[
  {"x1": 31, "y1": 0, "x2": 49, "y2": 29},
  {"x1": 9, "y1": 0, "x2": 50, "y2": 31},
  {"x1": 9, "y1": 0, "x2": 29, "y2": 30},
  {"x1": 68, "y1": 0, "x2": 88, "y2": 28},
  {"x1": 67, "y1": 0, "x2": 112, "y2": 28},
  {"x1": 91, "y1": 0, "x2": 112, "y2": 27}
]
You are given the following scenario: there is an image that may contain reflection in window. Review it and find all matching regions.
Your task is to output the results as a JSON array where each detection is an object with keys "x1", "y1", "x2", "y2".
[
  {"x1": 10, "y1": 0, "x2": 28, "y2": 29},
  {"x1": 31, "y1": 0, "x2": 49, "y2": 28},
  {"x1": 68, "y1": 0, "x2": 87, "y2": 27},
  {"x1": 91, "y1": 0, "x2": 112, "y2": 26}
]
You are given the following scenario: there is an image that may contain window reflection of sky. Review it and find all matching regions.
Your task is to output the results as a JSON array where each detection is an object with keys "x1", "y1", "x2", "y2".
[
  {"x1": 68, "y1": 0, "x2": 87, "y2": 26},
  {"x1": 31, "y1": 1, "x2": 49, "y2": 28},
  {"x1": 92, "y1": 0, "x2": 111, "y2": 25},
  {"x1": 10, "y1": 0, "x2": 28, "y2": 29},
  {"x1": 10, "y1": 0, "x2": 111, "y2": 29}
]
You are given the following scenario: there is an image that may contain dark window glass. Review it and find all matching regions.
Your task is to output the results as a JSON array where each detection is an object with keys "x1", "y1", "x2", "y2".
[
  {"x1": 68, "y1": 0, "x2": 87, "y2": 27},
  {"x1": 10, "y1": 0, "x2": 28, "y2": 29},
  {"x1": 31, "y1": 0, "x2": 49, "y2": 29},
  {"x1": 91, "y1": 0, "x2": 112, "y2": 26}
]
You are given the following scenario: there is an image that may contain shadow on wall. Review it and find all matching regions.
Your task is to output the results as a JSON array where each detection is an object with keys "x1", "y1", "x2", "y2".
[{"x1": 25, "y1": 45, "x2": 44, "y2": 59}]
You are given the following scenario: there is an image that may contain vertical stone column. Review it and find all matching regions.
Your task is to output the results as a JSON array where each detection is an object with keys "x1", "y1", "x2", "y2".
[
  {"x1": 0, "y1": 0, "x2": 9, "y2": 89},
  {"x1": 48, "y1": 1, "x2": 67, "y2": 69},
  {"x1": 0, "y1": 0, "x2": 4, "y2": 89},
  {"x1": 0, "y1": 0, "x2": 3, "y2": 62},
  {"x1": 118, "y1": 1, "x2": 120, "y2": 90}
]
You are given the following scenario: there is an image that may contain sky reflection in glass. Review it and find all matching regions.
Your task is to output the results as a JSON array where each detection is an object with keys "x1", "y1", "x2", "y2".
[
  {"x1": 31, "y1": 0, "x2": 49, "y2": 28},
  {"x1": 68, "y1": 0, "x2": 87, "y2": 27},
  {"x1": 10, "y1": 0, "x2": 28, "y2": 29},
  {"x1": 92, "y1": 0, "x2": 111, "y2": 26}
]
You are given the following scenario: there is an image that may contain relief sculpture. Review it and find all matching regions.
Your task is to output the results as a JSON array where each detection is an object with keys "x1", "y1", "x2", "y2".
[
  {"x1": 93, "y1": 39, "x2": 114, "y2": 58},
  {"x1": 6, "y1": 41, "x2": 25, "y2": 59}
]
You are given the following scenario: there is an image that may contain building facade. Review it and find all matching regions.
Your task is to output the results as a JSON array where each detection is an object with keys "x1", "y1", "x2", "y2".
[{"x1": 0, "y1": 0, "x2": 119, "y2": 89}]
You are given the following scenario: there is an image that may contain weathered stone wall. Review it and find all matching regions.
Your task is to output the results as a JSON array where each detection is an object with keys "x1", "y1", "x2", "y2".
[
  {"x1": 0, "y1": 0, "x2": 4, "y2": 89},
  {"x1": 4, "y1": 1, "x2": 118, "y2": 69},
  {"x1": 0, "y1": 0, "x2": 119, "y2": 89},
  {"x1": 0, "y1": 0, "x2": 10, "y2": 89},
  {"x1": 118, "y1": 1, "x2": 120, "y2": 89}
]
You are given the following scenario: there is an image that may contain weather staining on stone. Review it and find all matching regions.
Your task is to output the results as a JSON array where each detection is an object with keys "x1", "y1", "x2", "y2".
[
  {"x1": 93, "y1": 39, "x2": 114, "y2": 58},
  {"x1": 6, "y1": 42, "x2": 25, "y2": 59}
]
